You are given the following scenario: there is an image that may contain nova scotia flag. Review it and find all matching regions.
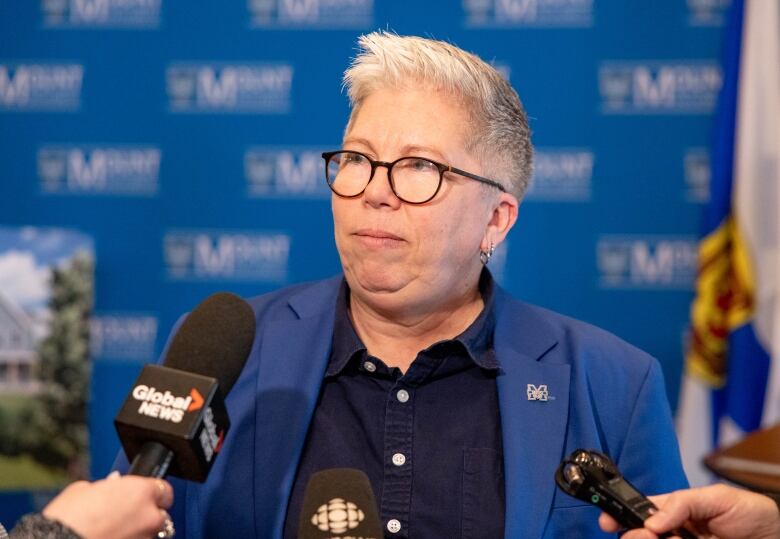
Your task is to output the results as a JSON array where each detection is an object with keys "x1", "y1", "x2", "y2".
[{"x1": 677, "y1": 0, "x2": 780, "y2": 486}]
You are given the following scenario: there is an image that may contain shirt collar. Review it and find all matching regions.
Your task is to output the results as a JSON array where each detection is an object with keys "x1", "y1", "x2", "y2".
[
  {"x1": 326, "y1": 269, "x2": 500, "y2": 377},
  {"x1": 454, "y1": 268, "x2": 499, "y2": 370},
  {"x1": 326, "y1": 279, "x2": 366, "y2": 377}
]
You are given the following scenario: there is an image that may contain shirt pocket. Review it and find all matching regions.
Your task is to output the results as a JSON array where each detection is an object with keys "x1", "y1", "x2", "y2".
[{"x1": 462, "y1": 448, "x2": 505, "y2": 539}]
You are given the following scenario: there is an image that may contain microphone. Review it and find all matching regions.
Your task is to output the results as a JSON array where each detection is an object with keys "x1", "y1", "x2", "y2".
[
  {"x1": 298, "y1": 469, "x2": 382, "y2": 539},
  {"x1": 114, "y1": 292, "x2": 255, "y2": 482},
  {"x1": 555, "y1": 449, "x2": 696, "y2": 539}
]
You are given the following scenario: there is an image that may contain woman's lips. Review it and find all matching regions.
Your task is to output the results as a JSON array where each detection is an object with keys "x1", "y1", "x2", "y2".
[{"x1": 354, "y1": 229, "x2": 405, "y2": 248}]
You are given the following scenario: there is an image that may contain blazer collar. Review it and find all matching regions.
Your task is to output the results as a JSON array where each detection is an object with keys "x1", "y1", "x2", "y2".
[{"x1": 252, "y1": 277, "x2": 341, "y2": 537}]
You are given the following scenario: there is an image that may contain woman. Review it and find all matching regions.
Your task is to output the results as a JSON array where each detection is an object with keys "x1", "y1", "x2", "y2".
[{"x1": 121, "y1": 32, "x2": 688, "y2": 538}]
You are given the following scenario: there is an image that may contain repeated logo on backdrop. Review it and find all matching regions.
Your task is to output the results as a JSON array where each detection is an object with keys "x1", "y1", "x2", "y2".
[
  {"x1": 247, "y1": 0, "x2": 374, "y2": 28},
  {"x1": 599, "y1": 62, "x2": 722, "y2": 114},
  {"x1": 166, "y1": 63, "x2": 294, "y2": 114},
  {"x1": 164, "y1": 230, "x2": 291, "y2": 282},
  {"x1": 90, "y1": 313, "x2": 159, "y2": 362},
  {"x1": 683, "y1": 148, "x2": 711, "y2": 204},
  {"x1": 245, "y1": 147, "x2": 332, "y2": 199},
  {"x1": 37, "y1": 145, "x2": 161, "y2": 196},
  {"x1": 597, "y1": 236, "x2": 698, "y2": 290},
  {"x1": 686, "y1": 0, "x2": 731, "y2": 26},
  {"x1": 40, "y1": 0, "x2": 162, "y2": 28},
  {"x1": 0, "y1": 63, "x2": 83, "y2": 111},
  {"x1": 462, "y1": 0, "x2": 593, "y2": 27},
  {"x1": 526, "y1": 148, "x2": 595, "y2": 202}
]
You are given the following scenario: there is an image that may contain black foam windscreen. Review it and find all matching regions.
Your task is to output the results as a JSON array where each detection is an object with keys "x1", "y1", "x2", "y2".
[
  {"x1": 298, "y1": 468, "x2": 382, "y2": 539},
  {"x1": 162, "y1": 292, "x2": 255, "y2": 397}
]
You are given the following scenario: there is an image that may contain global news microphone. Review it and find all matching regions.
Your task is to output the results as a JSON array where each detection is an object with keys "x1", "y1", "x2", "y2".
[{"x1": 114, "y1": 32, "x2": 688, "y2": 538}]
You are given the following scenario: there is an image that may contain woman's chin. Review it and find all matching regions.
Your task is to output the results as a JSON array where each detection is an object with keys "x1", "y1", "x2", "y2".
[{"x1": 347, "y1": 266, "x2": 412, "y2": 297}]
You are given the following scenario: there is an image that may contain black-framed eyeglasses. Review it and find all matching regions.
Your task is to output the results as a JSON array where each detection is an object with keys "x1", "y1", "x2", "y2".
[{"x1": 322, "y1": 150, "x2": 506, "y2": 205}]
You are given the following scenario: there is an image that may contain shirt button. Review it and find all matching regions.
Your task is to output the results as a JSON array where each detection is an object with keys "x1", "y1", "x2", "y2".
[
  {"x1": 392, "y1": 453, "x2": 406, "y2": 466},
  {"x1": 396, "y1": 389, "x2": 410, "y2": 403},
  {"x1": 387, "y1": 519, "x2": 402, "y2": 534},
  {"x1": 363, "y1": 361, "x2": 376, "y2": 373}
]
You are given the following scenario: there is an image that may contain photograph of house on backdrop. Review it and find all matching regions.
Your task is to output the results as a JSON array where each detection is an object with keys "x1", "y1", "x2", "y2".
[{"x1": 0, "y1": 227, "x2": 93, "y2": 490}]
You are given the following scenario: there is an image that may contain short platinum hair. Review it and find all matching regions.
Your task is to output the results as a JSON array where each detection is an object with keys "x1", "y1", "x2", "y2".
[{"x1": 343, "y1": 31, "x2": 533, "y2": 200}]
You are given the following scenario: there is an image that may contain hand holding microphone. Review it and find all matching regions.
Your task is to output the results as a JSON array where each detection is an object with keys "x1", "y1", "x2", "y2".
[
  {"x1": 556, "y1": 449, "x2": 696, "y2": 539},
  {"x1": 39, "y1": 475, "x2": 174, "y2": 539},
  {"x1": 557, "y1": 449, "x2": 780, "y2": 539},
  {"x1": 599, "y1": 484, "x2": 780, "y2": 539}
]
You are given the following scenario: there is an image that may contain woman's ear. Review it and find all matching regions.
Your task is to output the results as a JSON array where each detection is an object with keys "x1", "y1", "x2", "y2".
[{"x1": 481, "y1": 192, "x2": 519, "y2": 252}]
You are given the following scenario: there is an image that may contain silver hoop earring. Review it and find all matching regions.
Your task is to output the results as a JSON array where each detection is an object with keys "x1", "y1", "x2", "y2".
[{"x1": 479, "y1": 241, "x2": 495, "y2": 265}]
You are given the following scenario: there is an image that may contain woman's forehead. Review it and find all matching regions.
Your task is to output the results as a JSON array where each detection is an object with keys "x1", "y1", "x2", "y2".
[{"x1": 344, "y1": 88, "x2": 473, "y2": 154}]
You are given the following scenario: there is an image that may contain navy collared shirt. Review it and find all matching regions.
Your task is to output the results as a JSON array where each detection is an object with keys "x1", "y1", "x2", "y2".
[{"x1": 283, "y1": 271, "x2": 505, "y2": 539}]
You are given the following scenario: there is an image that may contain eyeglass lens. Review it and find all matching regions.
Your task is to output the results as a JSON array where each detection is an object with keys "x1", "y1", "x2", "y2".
[{"x1": 326, "y1": 151, "x2": 441, "y2": 203}]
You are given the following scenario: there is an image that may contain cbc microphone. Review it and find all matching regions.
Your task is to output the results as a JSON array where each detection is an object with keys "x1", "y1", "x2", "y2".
[
  {"x1": 298, "y1": 469, "x2": 382, "y2": 539},
  {"x1": 114, "y1": 292, "x2": 255, "y2": 481}
]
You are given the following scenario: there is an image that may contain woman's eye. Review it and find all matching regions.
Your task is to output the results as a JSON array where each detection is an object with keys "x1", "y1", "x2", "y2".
[
  {"x1": 343, "y1": 154, "x2": 366, "y2": 164},
  {"x1": 406, "y1": 158, "x2": 435, "y2": 171}
]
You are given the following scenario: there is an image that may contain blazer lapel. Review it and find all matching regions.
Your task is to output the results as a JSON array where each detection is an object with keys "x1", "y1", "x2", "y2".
[
  {"x1": 494, "y1": 293, "x2": 570, "y2": 539},
  {"x1": 253, "y1": 280, "x2": 339, "y2": 538}
]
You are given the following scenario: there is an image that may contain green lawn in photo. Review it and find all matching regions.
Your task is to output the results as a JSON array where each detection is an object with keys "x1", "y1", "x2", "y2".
[
  {"x1": 0, "y1": 454, "x2": 69, "y2": 490},
  {"x1": 0, "y1": 393, "x2": 69, "y2": 490},
  {"x1": 0, "y1": 393, "x2": 33, "y2": 414}
]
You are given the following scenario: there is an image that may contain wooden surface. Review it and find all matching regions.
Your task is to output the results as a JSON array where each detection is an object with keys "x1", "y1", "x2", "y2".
[{"x1": 704, "y1": 424, "x2": 780, "y2": 493}]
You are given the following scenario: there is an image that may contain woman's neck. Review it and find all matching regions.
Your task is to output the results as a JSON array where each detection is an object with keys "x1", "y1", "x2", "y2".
[{"x1": 348, "y1": 285, "x2": 485, "y2": 373}]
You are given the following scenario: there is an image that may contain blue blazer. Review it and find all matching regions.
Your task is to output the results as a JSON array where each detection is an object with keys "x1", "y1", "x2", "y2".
[{"x1": 123, "y1": 276, "x2": 688, "y2": 538}]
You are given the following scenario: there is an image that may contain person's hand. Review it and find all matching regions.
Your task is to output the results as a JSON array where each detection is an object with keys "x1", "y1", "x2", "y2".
[
  {"x1": 42, "y1": 474, "x2": 174, "y2": 539},
  {"x1": 598, "y1": 484, "x2": 780, "y2": 539}
]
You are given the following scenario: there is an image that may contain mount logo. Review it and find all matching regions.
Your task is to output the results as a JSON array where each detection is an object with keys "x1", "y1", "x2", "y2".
[
  {"x1": 527, "y1": 149, "x2": 594, "y2": 201},
  {"x1": 166, "y1": 63, "x2": 293, "y2": 113},
  {"x1": 527, "y1": 384, "x2": 550, "y2": 401},
  {"x1": 463, "y1": 0, "x2": 593, "y2": 28},
  {"x1": 0, "y1": 63, "x2": 83, "y2": 110},
  {"x1": 163, "y1": 230, "x2": 291, "y2": 282},
  {"x1": 686, "y1": 0, "x2": 730, "y2": 26},
  {"x1": 38, "y1": 145, "x2": 161, "y2": 196},
  {"x1": 41, "y1": 0, "x2": 162, "y2": 28},
  {"x1": 599, "y1": 61, "x2": 721, "y2": 114},
  {"x1": 245, "y1": 147, "x2": 331, "y2": 198},
  {"x1": 684, "y1": 148, "x2": 710, "y2": 203},
  {"x1": 90, "y1": 314, "x2": 158, "y2": 362},
  {"x1": 248, "y1": 0, "x2": 373, "y2": 28},
  {"x1": 132, "y1": 385, "x2": 204, "y2": 423},
  {"x1": 597, "y1": 235, "x2": 698, "y2": 289}
]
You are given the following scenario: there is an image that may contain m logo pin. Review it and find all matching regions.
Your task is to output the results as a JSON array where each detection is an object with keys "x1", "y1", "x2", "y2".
[{"x1": 527, "y1": 384, "x2": 551, "y2": 401}]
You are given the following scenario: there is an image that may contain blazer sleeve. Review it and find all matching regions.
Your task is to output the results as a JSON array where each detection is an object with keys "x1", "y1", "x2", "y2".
[{"x1": 615, "y1": 358, "x2": 689, "y2": 494}]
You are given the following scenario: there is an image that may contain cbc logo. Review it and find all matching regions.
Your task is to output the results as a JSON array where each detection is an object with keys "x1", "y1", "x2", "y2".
[{"x1": 311, "y1": 498, "x2": 365, "y2": 534}]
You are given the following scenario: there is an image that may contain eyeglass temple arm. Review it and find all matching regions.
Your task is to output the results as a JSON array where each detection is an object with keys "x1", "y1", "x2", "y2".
[{"x1": 447, "y1": 165, "x2": 506, "y2": 192}]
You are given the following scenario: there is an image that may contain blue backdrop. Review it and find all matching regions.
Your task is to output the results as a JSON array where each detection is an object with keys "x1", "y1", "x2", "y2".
[{"x1": 0, "y1": 0, "x2": 729, "y2": 525}]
